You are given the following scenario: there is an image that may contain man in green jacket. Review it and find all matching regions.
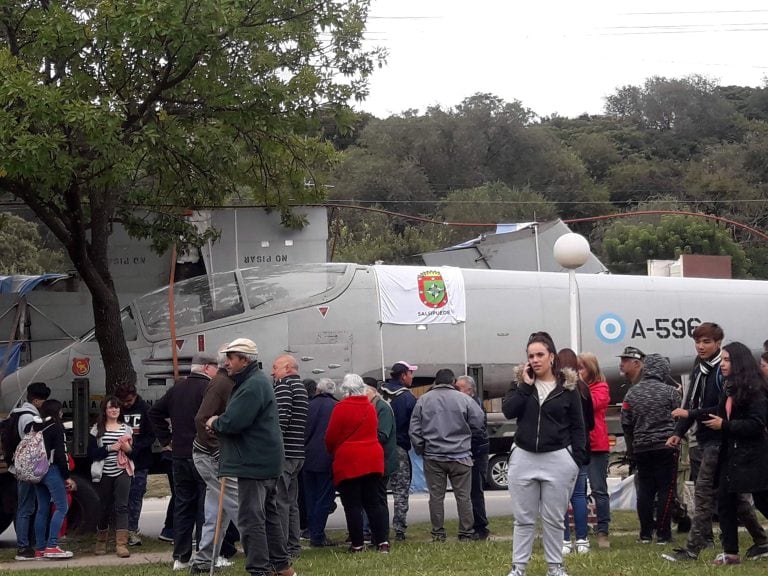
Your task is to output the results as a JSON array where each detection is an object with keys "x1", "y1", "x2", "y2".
[{"x1": 207, "y1": 338, "x2": 295, "y2": 576}]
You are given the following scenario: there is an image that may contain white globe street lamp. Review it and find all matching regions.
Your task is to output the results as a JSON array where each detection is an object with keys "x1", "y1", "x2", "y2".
[{"x1": 553, "y1": 233, "x2": 591, "y2": 353}]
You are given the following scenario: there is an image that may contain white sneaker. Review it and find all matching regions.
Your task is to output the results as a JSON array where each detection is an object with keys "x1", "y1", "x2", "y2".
[
  {"x1": 547, "y1": 564, "x2": 569, "y2": 576},
  {"x1": 215, "y1": 556, "x2": 234, "y2": 568},
  {"x1": 562, "y1": 540, "x2": 573, "y2": 555},
  {"x1": 173, "y1": 560, "x2": 190, "y2": 571},
  {"x1": 507, "y1": 565, "x2": 526, "y2": 576},
  {"x1": 575, "y1": 538, "x2": 590, "y2": 554}
]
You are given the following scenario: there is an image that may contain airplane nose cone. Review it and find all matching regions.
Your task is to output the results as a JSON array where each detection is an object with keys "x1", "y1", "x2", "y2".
[{"x1": 1, "y1": 351, "x2": 70, "y2": 411}]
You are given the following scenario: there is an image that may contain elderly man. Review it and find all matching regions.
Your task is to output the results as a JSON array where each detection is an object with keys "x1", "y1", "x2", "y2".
[
  {"x1": 207, "y1": 339, "x2": 295, "y2": 576},
  {"x1": 271, "y1": 354, "x2": 308, "y2": 559},
  {"x1": 149, "y1": 352, "x2": 218, "y2": 571},
  {"x1": 455, "y1": 375, "x2": 490, "y2": 540},
  {"x1": 380, "y1": 360, "x2": 418, "y2": 541},
  {"x1": 189, "y1": 348, "x2": 238, "y2": 574},
  {"x1": 410, "y1": 368, "x2": 485, "y2": 542}
]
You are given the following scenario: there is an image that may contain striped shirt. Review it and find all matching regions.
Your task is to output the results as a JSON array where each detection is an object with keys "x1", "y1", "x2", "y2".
[
  {"x1": 100, "y1": 427, "x2": 128, "y2": 477},
  {"x1": 274, "y1": 375, "x2": 308, "y2": 459}
]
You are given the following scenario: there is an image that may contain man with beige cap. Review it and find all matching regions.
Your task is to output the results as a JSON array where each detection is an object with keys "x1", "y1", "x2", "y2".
[{"x1": 206, "y1": 339, "x2": 296, "y2": 576}]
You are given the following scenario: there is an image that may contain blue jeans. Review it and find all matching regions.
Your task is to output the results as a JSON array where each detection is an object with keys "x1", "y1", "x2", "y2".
[
  {"x1": 563, "y1": 464, "x2": 588, "y2": 541},
  {"x1": 587, "y1": 452, "x2": 611, "y2": 535},
  {"x1": 34, "y1": 466, "x2": 69, "y2": 549},
  {"x1": 303, "y1": 469, "x2": 336, "y2": 545},
  {"x1": 128, "y1": 468, "x2": 149, "y2": 532},
  {"x1": 16, "y1": 480, "x2": 37, "y2": 548}
]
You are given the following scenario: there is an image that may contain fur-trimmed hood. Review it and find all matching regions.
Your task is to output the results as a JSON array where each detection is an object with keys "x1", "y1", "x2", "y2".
[{"x1": 514, "y1": 364, "x2": 578, "y2": 391}]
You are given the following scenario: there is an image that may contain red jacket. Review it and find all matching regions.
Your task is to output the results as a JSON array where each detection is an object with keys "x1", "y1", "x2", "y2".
[
  {"x1": 325, "y1": 396, "x2": 383, "y2": 485},
  {"x1": 588, "y1": 380, "x2": 611, "y2": 452}
]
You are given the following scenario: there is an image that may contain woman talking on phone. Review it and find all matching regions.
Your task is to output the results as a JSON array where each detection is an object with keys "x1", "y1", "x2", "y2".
[{"x1": 502, "y1": 332, "x2": 586, "y2": 576}]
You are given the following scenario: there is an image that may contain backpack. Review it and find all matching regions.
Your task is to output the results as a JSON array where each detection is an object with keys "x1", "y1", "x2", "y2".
[
  {"x1": 13, "y1": 424, "x2": 52, "y2": 483},
  {"x1": 0, "y1": 409, "x2": 35, "y2": 465}
]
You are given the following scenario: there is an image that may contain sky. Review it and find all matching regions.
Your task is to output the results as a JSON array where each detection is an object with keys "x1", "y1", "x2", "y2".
[{"x1": 360, "y1": 1, "x2": 768, "y2": 119}]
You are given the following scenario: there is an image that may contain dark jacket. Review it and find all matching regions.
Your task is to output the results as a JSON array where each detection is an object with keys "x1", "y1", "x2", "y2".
[
  {"x1": 194, "y1": 369, "x2": 235, "y2": 454},
  {"x1": 718, "y1": 385, "x2": 768, "y2": 494},
  {"x1": 674, "y1": 355, "x2": 723, "y2": 446},
  {"x1": 380, "y1": 379, "x2": 416, "y2": 451},
  {"x1": 578, "y1": 383, "x2": 595, "y2": 461},
  {"x1": 274, "y1": 373, "x2": 308, "y2": 460},
  {"x1": 470, "y1": 395, "x2": 490, "y2": 457},
  {"x1": 303, "y1": 392, "x2": 337, "y2": 473},
  {"x1": 213, "y1": 361, "x2": 284, "y2": 480},
  {"x1": 373, "y1": 396, "x2": 398, "y2": 476},
  {"x1": 621, "y1": 354, "x2": 681, "y2": 454},
  {"x1": 149, "y1": 372, "x2": 210, "y2": 459},
  {"x1": 502, "y1": 367, "x2": 587, "y2": 466},
  {"x1": 121, "y1": 395, "x2": 154, "y2": 470},
  {"x1": 32, "y1": 418, "x2": 69, "y2": 480}
]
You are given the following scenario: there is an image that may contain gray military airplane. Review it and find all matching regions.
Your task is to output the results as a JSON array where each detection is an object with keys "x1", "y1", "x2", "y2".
[{"x1": 0, "y1": 263, "x2": 765, "y2": 528}]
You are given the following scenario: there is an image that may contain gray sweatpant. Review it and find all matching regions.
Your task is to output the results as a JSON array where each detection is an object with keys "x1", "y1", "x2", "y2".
[{"x1": 508, "y1": 446, "x2": 579, "y2": 567}]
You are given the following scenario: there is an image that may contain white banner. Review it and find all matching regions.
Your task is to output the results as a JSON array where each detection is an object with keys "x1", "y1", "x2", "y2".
[{"x1": 374, "y1": 266, "x2": 466, "y2": 325}]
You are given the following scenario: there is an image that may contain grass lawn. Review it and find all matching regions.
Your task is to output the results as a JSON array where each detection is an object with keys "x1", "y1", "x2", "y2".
[{"x1": 3, "y1": 511, "x2": 766, "y2": 575}]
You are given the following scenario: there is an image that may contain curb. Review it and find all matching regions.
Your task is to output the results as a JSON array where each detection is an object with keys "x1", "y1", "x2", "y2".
[{"x1": 0, "y1": 551, "x2": 173, "y2": 571}]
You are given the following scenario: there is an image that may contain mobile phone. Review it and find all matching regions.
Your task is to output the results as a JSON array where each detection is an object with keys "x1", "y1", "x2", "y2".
[{"x1": 526, "y1": 365, "x2": 534, "y2": 379}]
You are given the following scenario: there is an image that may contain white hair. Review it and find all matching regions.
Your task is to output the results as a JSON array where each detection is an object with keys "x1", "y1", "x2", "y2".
[
  {"x1": 456, "y1": 375, "x2": 476, "y2": 394},
  {"x1": 316, "y1": 378, "x2": 336, "y2": 395},
  {"x1": 340, "y1": 373, "x2": 366, "y2": 397}
]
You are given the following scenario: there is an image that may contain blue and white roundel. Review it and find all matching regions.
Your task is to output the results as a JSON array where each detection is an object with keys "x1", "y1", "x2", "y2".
[{"x1": 595, "y1": 314, "x2": 625, "y2": 343}]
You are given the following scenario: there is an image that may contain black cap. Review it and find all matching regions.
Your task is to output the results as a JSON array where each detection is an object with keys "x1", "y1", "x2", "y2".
[
  {"x1": 27, "y1": 381, "x2": 51, "y2": 400},
  {"x1": 618, "y1": 346, "x2": 645, "y2": 360},
  {"x1": 362, "y1": 377, "x2": 379, "y2": 390}
]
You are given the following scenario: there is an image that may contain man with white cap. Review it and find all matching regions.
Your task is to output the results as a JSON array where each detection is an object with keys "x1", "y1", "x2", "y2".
[
  {"x1": 618, "y1": 346, "x2": 645, "y2": 386},
  {"x1": 206, "y1": 338, "x2": 296, "y2": 576},
  {"x1": 380, "y1": 360, "x2": 418, "y2": 541}
]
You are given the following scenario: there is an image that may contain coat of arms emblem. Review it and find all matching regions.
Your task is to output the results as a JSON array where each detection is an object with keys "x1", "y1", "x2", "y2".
[{"x1": 418, "y1": 271, "x2": 448, "y2": 309}]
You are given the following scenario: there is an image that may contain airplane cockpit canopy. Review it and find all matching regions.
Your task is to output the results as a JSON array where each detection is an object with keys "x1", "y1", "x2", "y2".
[{"x1": 135, "y1": 264, "x2": 351, "y2": 337}]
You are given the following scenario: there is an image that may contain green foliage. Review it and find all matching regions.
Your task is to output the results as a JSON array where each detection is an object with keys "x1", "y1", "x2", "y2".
[
  {"x1": 437, "y1": 182, "x2": 558, "y2": 242},
  {"x1": 0, "y1": 212, "x2": 67, "y2": 274},
  {"x1": 0, "y1": 0, "x2": 383, "y2": 386},
  {"x1": 600, "y1": 215, "x2": 749, "y2": 276},
  {"x1": 330, "y1": 212, "x2": 450, "y2": 265}
]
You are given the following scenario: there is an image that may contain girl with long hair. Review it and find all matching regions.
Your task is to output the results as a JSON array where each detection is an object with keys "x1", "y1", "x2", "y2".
[
  {"x1": 704, "y1": 341, "x2": 768, "y2": 565},
  {"x1": 88, "y1": 396, "x2": 134, "y2": 558},
  {"x1": 502, "y1": 332, "x2": 586, "y2": 576},
  {"x1": 559, "y1": 348, "x2": 594, "y2": 555},
  {"x1": 578, "y1": 352, "x2": 611, "y2": 548},
  {"x1": 32, "y1": 399, "x2": 76, "y2": 559}
]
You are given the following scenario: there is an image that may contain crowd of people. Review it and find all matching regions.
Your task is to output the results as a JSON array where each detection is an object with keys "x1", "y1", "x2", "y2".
[{"x1": 6, "y1": 325, "x2": 768, "y2": 576}]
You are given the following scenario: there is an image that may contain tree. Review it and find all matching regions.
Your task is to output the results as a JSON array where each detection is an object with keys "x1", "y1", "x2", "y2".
[
  {"x1": 599, "y1": 215, "x2": 749, "y2": 277},
  {"x1": 0, "y1": 212, "x2": 67, "y2": 274},
  {"x1": 0, "y1": 0, "x2": 382, "y2": 390}
]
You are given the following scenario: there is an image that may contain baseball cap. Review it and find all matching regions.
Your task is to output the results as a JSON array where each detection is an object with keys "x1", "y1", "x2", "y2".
[
  {"x1": 391, "y1": 360, "x2": 418, "y2": 375},
  {"x1": 617, "y1": 346, "x2": 645, "y2": 360},
  {"x1": 221, "y1": 338, "x2": 259, "y2": 355}
]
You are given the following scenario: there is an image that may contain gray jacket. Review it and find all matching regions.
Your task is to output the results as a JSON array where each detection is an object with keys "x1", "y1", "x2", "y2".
[{"x1": 409, "y1": 384, "x2": 485, "y2": 461}]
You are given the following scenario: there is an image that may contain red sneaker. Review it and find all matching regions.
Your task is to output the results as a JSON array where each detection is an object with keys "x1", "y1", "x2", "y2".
[{"x1": 43, "y1": 546, "x2": 73, "y2": 559}]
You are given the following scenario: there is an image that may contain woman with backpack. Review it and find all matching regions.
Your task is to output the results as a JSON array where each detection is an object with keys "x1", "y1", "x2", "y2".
[
  {"x1": 32, "y1": 399, "x2": 76, "y2": 559},
  {"x1": 88, "y1": 396, "x2": 134, "y2": 558}
]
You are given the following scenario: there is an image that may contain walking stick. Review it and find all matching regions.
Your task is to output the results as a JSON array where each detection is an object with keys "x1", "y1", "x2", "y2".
[{"x1": 209, "y1": 477, "x2": 228, "y2": 576}]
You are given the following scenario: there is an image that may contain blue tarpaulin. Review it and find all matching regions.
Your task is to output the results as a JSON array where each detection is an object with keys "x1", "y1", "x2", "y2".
[
  {"x1": 0, "y1": 343, "x2": 22, "y2": 377},
  {"x1": 0, "y1": 274, "x2": 68, "y2": 296}
]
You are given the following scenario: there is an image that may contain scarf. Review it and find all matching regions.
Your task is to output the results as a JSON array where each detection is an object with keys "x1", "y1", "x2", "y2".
[{"x1": 689, "y1": 352, "x2": 722, "y2": 411}]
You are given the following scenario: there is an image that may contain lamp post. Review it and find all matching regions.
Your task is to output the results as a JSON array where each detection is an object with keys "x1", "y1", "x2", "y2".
[{"x1": 553, "y1": 233, "x2": 591, "y2": 353}]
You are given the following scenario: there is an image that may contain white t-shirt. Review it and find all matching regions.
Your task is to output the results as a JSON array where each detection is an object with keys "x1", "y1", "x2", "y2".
[{"x1": 536, "y1": 379, "x2": 556, "y2": 403}]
